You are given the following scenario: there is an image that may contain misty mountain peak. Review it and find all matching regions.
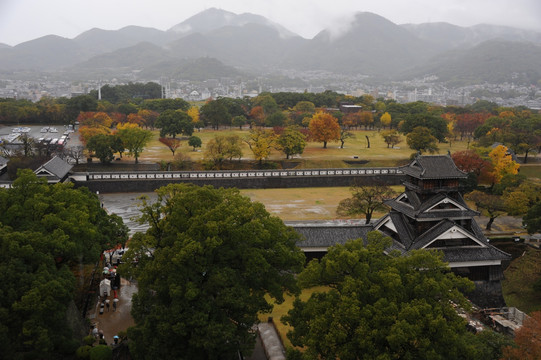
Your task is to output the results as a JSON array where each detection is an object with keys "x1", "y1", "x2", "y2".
[{"x1": 167, "y1": 7, "x2": 297, "y2": 39}]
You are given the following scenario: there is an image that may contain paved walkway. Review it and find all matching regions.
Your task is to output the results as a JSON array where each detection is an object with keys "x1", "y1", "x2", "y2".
[{"x1": 88, "y1": 278, "x2": 137, "y2": 345}]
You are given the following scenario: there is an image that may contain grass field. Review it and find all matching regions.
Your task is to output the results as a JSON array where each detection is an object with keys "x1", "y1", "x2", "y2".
[
  {"x1": 137, "y1": 128, "x2": 477, "y2": 166},
  {"x1": 240, "y1": 186, "x2": 403, "y2": 221}
]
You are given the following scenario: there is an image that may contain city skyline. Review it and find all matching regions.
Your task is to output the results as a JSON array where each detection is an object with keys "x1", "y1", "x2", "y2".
[{"x1": 1, "y1": 0, "x2": 541, "y2": 46}]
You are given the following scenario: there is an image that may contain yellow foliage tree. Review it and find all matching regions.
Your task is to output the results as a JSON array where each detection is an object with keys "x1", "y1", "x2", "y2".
[
  {"x1": 78, "y1": 126, "x2": 110, "y2": 145},
  {"x1": 244, "y1": 128, "x2": 277, "y2": 164},
  {"x1": 380, "y1": 112, "x2": 391, "y2": 129},
  {"x1": 488, "y1": 145, "x2": 520, "y2": 184},
  {"x1": 187, "y1": 106, "x2": 200, "y2": 124}
]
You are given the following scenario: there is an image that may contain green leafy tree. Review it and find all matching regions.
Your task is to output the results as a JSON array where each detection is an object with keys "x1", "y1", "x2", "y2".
[
  {"x1": 283, "y1": 232, "x2": 486, "y2": 360},
  {"x1": 0, "y1": 170, "x2": 127, "y2": 359},
  {"x1": 116, "y1": 124, "x2": 153, "y2": 164},
  {"x1": 188, "y1": 136, "x2": 202, "y2": 151},
  {"x1": 523, "y1": 202, "x2": 541, "y2": 234},
  {"x1": 87, "y1": 134, "x2": 116, "y2": 163},
  {"x1": 231, "y1": 115, "x2": 247, "y2": 130},
  {"x1": 465, "y1": 190, "x2": 506, "y2": 231},
  {"x1": 276, "y1": 126, "x2": 306, "y2": 159},
  {"x1": 155, "y1": 109, "x2": 194, "y2": 138},
  {"x1": 123, "y1": 184, "x2": 305, "y2": 360},
  {"x1": 400, "y1": 111, "x2": 448, "y2": 142},
  {"x1": 337, "y1": 183, "x2": 396, "y2": 224},
  {"x1": 406, "y1": 126, "x2": 439, "y2": 154},
  {"x1": 200, "y1": 99, "x2": 231, "y2": 130},
  {"x1": 265, "y1": 111, "x2": 287, "y2": 127}
]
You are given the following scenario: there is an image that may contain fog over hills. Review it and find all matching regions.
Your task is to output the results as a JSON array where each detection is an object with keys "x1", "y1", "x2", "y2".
[{"x1": 1, "y1": 7, "x2": 540, "y2": 85}]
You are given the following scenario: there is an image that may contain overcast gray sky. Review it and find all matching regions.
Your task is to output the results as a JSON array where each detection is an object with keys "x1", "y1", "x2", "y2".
[{"x1": 1, "y1": 0, "x2": 541, "y2": 46}]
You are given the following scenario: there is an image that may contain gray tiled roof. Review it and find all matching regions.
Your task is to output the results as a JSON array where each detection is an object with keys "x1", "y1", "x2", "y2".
[
  {"x1": 35, "y1": 156, "x2": 73, "y2": 181},
  {"x1": 0, "y1": 156, "x2": 7, "y2": 166},
  {"x1": 439, "y1": 247, "x2": 511, "y2": 263},
  {"x1": 293, "y1": 224, "x2": 373, "y2": 248},
  {"x1": 386, "y1": 191, "x2": 478, "y2": 220},
  {"x1": 401, "y1": 155, "x2": 467, "y2": 179},
  {"x1": 388, "y1": 211, "x2": 415, "y2": 248}
]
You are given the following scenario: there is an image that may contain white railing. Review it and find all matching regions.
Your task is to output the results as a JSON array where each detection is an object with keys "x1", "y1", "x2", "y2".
[{"x1": 82, "y1": 168, "x2": 403, "y2": 181}]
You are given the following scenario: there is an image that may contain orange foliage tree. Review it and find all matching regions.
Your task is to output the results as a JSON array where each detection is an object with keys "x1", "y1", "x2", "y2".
[
  {"x1": 309, "y1": 112, "x2": 340, "y2": 148},
  {"x1": 78, "y1": 126, "x2": 110, "y2": 145},
  {"x1": 77, "y1": 111, "x2": 113, "y2": 128},
  {"x1": 502, "y1": 311, "x2": 541, "y2": 360}
]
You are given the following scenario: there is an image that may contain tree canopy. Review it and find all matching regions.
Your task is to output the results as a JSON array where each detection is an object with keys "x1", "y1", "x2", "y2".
[
  {"x1": 123, "y1": 184, "x2": 305, "y2": 360},
  {"x1": 337, "y1": 183, "x2": 395, "y2": 224},
  {"x1": 0, "y1": 170, "x2": 128, "y2": 359},
  {"x1": 309, "y1": 112, "x2": 340, "y2": 148},
  {"x1": 283, "y1": 232, "x2": 500, "y2": 360},
  {"x1": 155, "y1": 109, "x2": 194, "y2": 138},
  {"x1": 116, "y1": 123, "x2": 153, "y2": 164}
]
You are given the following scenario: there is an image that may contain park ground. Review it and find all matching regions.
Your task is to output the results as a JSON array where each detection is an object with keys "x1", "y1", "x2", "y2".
[{"x1": 82, "y1": 127, "x2": 541, "y2": 353}]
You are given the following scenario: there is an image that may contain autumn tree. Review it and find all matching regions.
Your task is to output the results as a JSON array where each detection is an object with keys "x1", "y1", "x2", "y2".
[
  {"x1": 380, "y1": 111, "x2": 392, "y2": 129},
  {"x1": 159, "y1": 137, "x2": 182, "y2": 156},
  {"x1": 502, "y1": 311, "x2": 541, "y2": 360},
  {"x1": 276, "y1": 126, "x2": 306, "y2": 159},
  {"x1": 249, "y1": 106, "x2": 266, "y2": 127},
  {"x1": 137, "y1": 109, "x2": 159, "y2": 129},
  {"x1": 337, "y1": 183, "x2": 396, "y2": 224},
  {"x1": 187, "y1": 106, "x2": 199, "y2": 124},
  {"x1": 342, "y1": 112, "x2": 362, "y2": 129},
  {"x1": 204, "y1": 135, "x2": 242, "y2": 168},
  {"x1": 283, "y1": 233, "x2": 491, "y2": 360},
  {"x1": 124, "y1": 184, "x2": 305, "y2": 360},
  {"x1": 359, "y1": 111, "x2": 374, "y2": 129},
  {"x1": 309, "y1": 111, "x2": 340, "y2": 148},
  {"x1": 126, "y1": 113, "x2": 146, "y2": 126},
  {"x1": 406, "y1": 126, "x2": 439, "y2": 154},
  {"x1": 488, "y1": 144, "x2": 520, "y2": 185},
  {"x1": 381, "y1": 129, "x2": 402, "y2": 148},
  {"x1": 116, "y1": 123, "x2": 153, "y2": 164},
  {"x1": 245, "y1": 128, "x2": 277, "y2": 164},
  {"x1": 77, "y1": 111, "x2": 113, "y2": 128}
]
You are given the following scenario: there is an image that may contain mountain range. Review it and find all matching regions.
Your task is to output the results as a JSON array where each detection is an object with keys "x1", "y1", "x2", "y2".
[{"x1": 1, "y1": 8, "x2": 540, "y2": 85}]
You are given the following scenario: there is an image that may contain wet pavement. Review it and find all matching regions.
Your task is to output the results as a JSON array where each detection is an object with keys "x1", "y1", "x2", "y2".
[{"x1": 88, "y1": 277, "x2": 137, "y2": 345}]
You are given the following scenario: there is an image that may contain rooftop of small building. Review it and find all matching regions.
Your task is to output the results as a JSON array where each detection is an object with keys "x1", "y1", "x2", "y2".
[{"x1": 401, "y1": 154, "x2": 467, "y2": 180}]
